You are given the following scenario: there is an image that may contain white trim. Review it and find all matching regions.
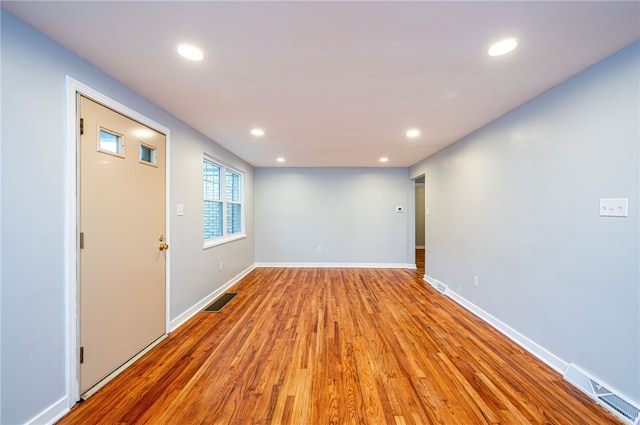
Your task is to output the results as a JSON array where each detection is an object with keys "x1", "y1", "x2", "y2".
[
  {"x1": 423, "y1": 274, "x2": 567, "y2": 374},
  {"x1": 169, "y1": 264, "x2": 256, "y2": 331},
  {"x1": 65, "y1": 77, "x2": 171, "y2": 407},
  {"x1": 255, "y1": 262, "x2": 415, "y2": 269},
  {"x1": 25, "y1": 396, "x2": 69, "y2": 425},
  {"x1": 64, "y1": 77, "x2": 79, "y2": 407},
  {"x1": 165, "y1": 110, "x2": 172, "y2": 335},
  {"x1": 203, "y1": 233, "x2": 247, "y2": 249}
]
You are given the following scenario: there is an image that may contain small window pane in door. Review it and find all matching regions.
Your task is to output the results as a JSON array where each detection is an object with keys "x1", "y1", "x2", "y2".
[
  {"x1": 139, "y1": 143, "x2": 157, "y2": 166},
  {"x1": 99, "y1": 128, "x2": 124, "y2": 156}
]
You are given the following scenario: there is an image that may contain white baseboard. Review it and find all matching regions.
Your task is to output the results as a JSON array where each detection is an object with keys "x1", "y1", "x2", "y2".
[
  {"x1": 25, "y1": 396, "x2": 69, "y2": 425},
  {"x1": 255, "y1": 262, "x2": 415, "y2": 269},
  {"x1": 423, "y1": 274, "x2": 567, "y2": 374},
  {"x1": 423, "y1": 274, "x2": 640, "y2": 420},
  {"x1": 169, "y1": 264, "x2": 256, "y2": 332}
]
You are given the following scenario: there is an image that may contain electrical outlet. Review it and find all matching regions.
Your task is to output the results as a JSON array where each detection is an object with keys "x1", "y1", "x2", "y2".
[
  {"x1": 599, "y1": 198, "x2": 628, "y2": 217},
  {"x1": 317, "y1": 246, "x2": 322, "y2": 252},
  {"x1": 473, "y1": 276, "x2": 479, "y2": 287},
  {"x1": 219, "y1": 262, "x2": 223, "y2": 272}
]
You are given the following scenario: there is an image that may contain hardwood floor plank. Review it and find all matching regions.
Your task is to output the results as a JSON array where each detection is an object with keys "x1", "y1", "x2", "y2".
[{"x1": 57, "y1": 266, "x2": 622, "y2": 424}]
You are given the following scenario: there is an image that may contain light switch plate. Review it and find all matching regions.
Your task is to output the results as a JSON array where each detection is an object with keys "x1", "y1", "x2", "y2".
[
  {"x1": 599, "y1": 198, "x2": 628, "y2": 217},
  {"x1": 177, "y1": 203, "x2": 185, "y2": 216}
]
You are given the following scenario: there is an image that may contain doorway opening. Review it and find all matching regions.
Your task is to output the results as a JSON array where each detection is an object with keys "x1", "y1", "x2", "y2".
[{"x1": 414, "y1": 175, "x2": 425, "y2": 276}]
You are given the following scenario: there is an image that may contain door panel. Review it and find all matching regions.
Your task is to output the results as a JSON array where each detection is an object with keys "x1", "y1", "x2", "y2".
[{"x1": 79, "y1": 95, "x2": 166, "y2": 394}]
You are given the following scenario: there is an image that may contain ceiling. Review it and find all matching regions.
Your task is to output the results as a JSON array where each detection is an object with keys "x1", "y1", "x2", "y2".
[{"x1": 3, "y1": 1, "x2": 639, "y2": 168}]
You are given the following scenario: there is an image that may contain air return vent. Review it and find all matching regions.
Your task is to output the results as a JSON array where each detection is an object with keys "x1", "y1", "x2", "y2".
[
  {"x1": 424, "y1": 276, "x2": 447, "y2": 294},
  {"x1": 564, "y1": 364, "x2": 639, "y2": 424}
]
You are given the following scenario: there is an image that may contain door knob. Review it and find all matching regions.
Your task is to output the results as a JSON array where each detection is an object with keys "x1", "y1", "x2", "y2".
[{"x1": 159, "y1": 243, "x2": 169, "y2": 251}]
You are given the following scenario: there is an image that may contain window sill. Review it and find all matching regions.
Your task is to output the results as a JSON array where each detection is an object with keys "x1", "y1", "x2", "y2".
[{"x1": 203, "y1": 233, "x2": 247, "y2": 250}]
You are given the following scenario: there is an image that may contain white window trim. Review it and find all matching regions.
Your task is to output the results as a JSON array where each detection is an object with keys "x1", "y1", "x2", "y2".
[
  {"x1": 203, "y1": 155, "x2": 246, "y2": 249},
  {"x1": 204, "y1": 233, "x2": 247, "y2": 249}
]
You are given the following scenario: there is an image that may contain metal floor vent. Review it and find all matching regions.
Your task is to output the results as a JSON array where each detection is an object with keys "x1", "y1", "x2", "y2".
[
  {"x1": 592, "y1": 381, "x2": 640, "y2": 423},
  {"x1": 436, "y1": 282, "x2": 447, "y2": 293},
  {"x1": 203, "y1": 292, "x2": 238, "y2": 313},
  {"x1": 564, "y1": 364, "x2": 640, "y2": 424}
]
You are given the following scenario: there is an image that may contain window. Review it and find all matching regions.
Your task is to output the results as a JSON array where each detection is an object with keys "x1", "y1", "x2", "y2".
[
  {"x1": 203, "y1": 157, "x2": 245, "y2": 246},
  {"x1": 98, "y1": 127, "x2": 124, "y2": 156},
  {"x1": 139, "y1": 142, "x2": 157, "y2": 166},
  {"x1": 226, "y1": 170, "x2": 242, "y2": 234},
  {"x1": 203, "y1": 160, "x2": 222, "y2": 239}
]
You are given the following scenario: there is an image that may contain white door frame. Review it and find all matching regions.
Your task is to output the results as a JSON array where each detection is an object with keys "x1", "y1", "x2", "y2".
[{"x1": 65, "y1": 77, "x2": 171, "y2": 405}]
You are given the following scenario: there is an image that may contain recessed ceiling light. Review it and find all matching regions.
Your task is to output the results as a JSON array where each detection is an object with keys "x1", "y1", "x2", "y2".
[
  {"x1": 406, "y1": 129, "x2": 420, "y2": 138},
  {"x1": 251, "y1": 128, "x2": 265, "y2": 137},
  {"x1": 276, "y1": 157, "x2": 285, "y2": 163},
  {"x1": 487, "y1": 38, "x2": 518, "y2": 57},
  {"x1": 379, "y1": 157, "x2": 389, "y2": 163},
  {"x1": 177, "y1": 44, "x2": 204, "y2": 61}
]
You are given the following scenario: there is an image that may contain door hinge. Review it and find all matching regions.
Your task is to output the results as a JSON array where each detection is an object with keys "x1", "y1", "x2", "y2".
[
  {"x1": 80, "y1": 118, "x2": 84, "y2": 135},
  {"x1": 79, "y1": 232, "x2": 85, "y2": 249},
  {"x1": 80, "y1": 346, "x2": 84, "y2": 364}
]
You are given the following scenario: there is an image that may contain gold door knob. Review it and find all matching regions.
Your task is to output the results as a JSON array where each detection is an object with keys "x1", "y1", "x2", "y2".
[{"x1": 159, "y1": 235, "x2": 168, "y2": 251}]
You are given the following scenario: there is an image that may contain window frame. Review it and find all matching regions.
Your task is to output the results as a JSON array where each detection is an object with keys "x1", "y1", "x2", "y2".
[
  {"x1": 139, "y1": 141, "x2": 158, "y2": 167},
  {"x1": 97, "y1": 126, "x2": 125, "y2": 158},
  {"x1": 203, "y1": 155, "x2": 246, "y2": 249}
]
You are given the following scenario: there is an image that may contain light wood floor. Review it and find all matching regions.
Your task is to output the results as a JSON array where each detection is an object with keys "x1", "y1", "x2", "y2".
[
  {"x1": 57, "y1": 265, "x2": 620, "y2": 424},
  {"x1": 416, "y1": 248, "x2": 425, "y2": 274}
]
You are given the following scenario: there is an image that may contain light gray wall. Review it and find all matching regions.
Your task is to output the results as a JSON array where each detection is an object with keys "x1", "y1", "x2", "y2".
[
  {"x1": 410, "y1": 41, "x2": 639, "y2": 403},
  {"x1": 1, "y1": 11, "x2": 254, "y2": 424},
  {"x1": 168, "y1": 126, "x2": 255, "y2": 319},
  {"x1": 255, "y1": 168, "x2": 412, "y2": 265},
  {"x1": 415, "y1": 185, "x2": 425, "y2": 246}
]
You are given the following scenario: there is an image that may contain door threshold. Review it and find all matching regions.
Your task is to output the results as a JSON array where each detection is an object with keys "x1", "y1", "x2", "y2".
[{"x1": 80, "y1": 334, "x2": 168, "y2": 401}]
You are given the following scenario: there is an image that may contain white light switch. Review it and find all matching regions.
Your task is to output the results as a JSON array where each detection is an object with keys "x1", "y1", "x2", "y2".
[
  {"x1": 599, "y1": 198, "x2": 628, "y2": 217},
  {"x1": 177, "y1": 203, "x2": 185, "y2": 216}
]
